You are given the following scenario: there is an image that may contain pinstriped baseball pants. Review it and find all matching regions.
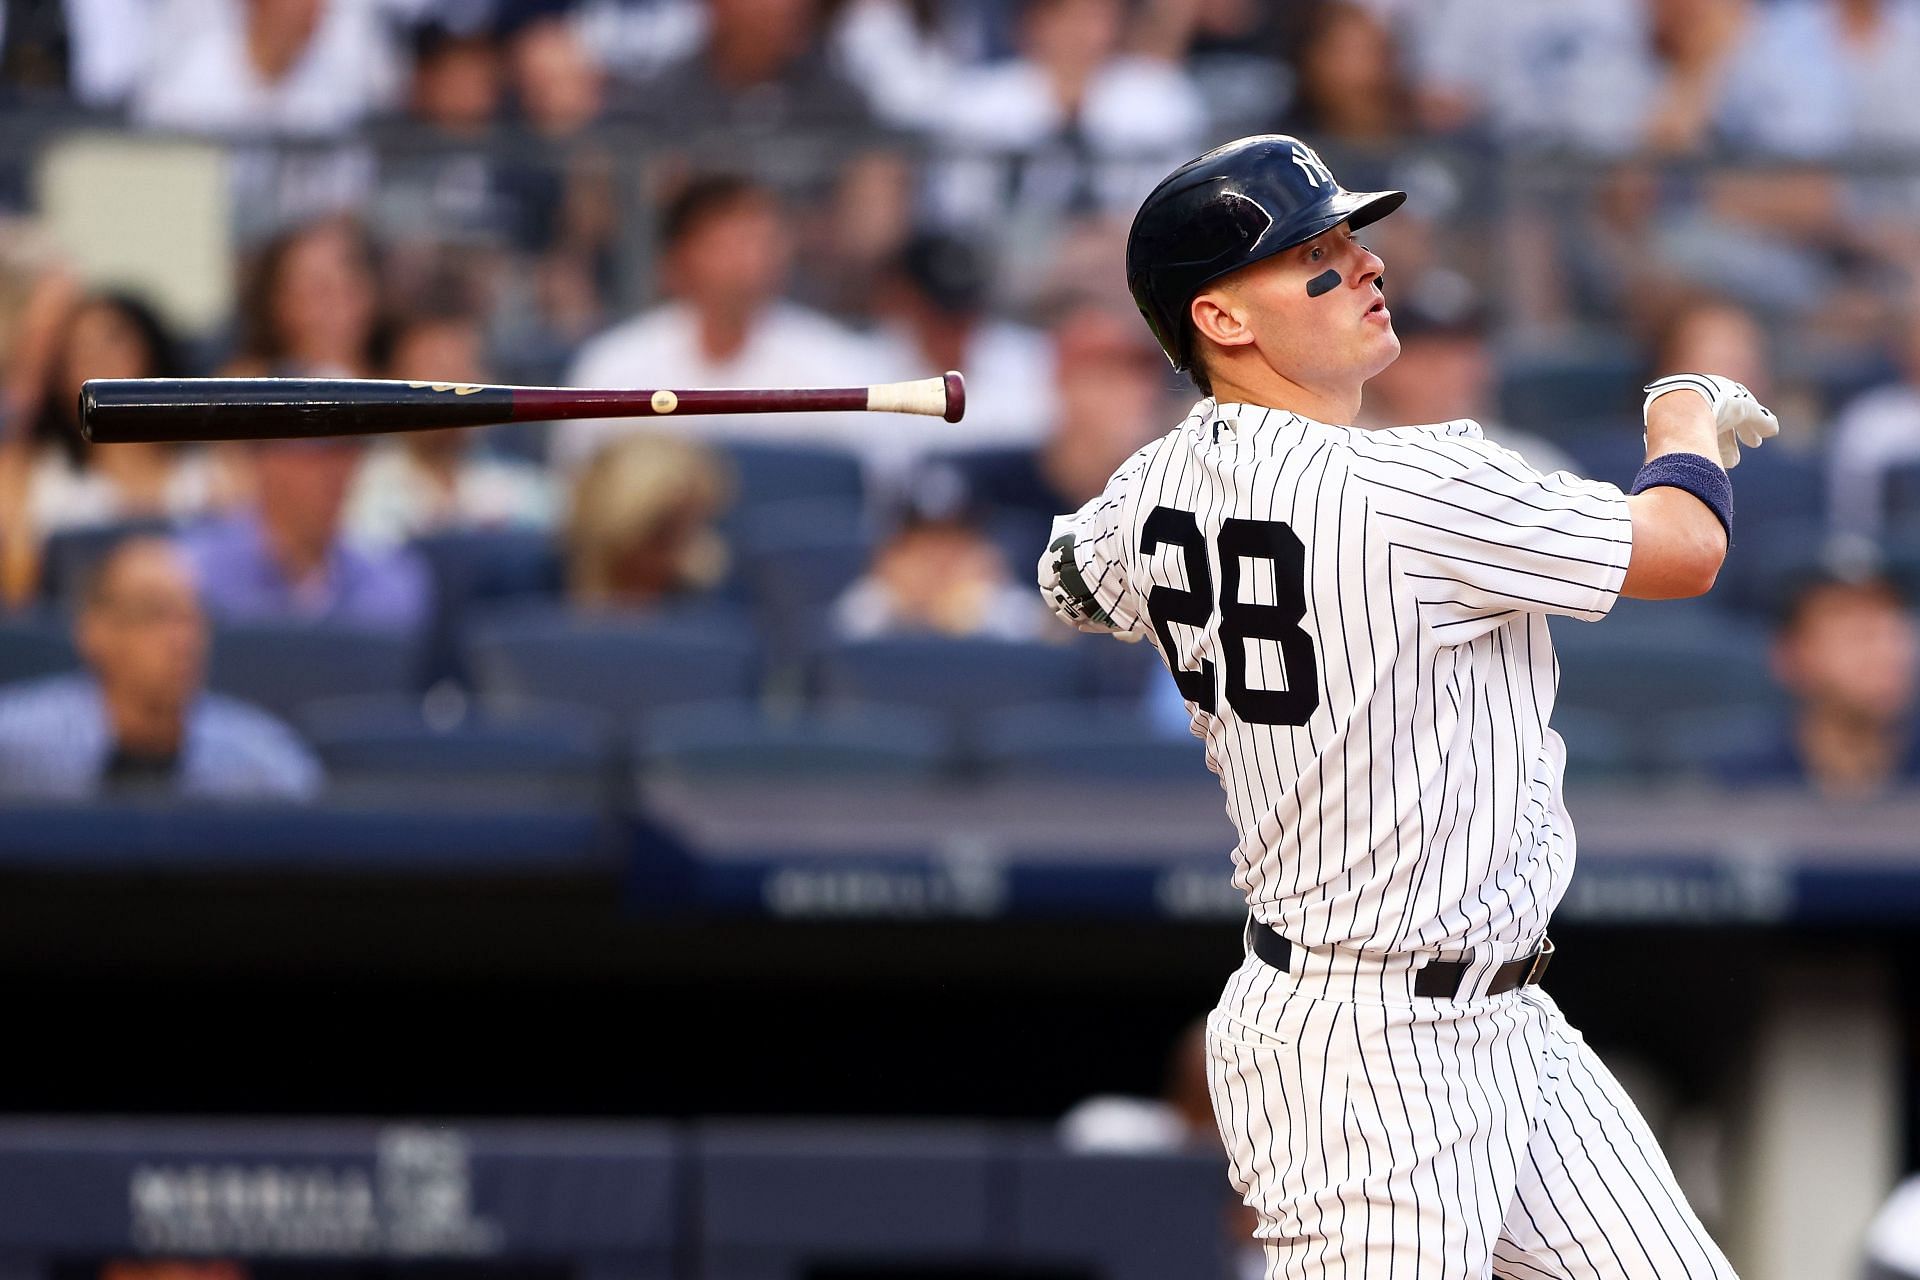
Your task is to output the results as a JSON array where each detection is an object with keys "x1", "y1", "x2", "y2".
[{"x1": 1207, "y1": 947, "x2": 1739, "y2": 1279}]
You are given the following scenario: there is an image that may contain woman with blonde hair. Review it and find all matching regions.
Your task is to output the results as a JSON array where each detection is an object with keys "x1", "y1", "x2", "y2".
[{"x1": 564, "y1": 435, "x2": 731, "y2": 610}]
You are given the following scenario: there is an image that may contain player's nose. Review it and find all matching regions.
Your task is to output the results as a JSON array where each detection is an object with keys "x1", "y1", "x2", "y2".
[{"x1": 1350, "y1": 242, "x2": 1385, "y2": 292}]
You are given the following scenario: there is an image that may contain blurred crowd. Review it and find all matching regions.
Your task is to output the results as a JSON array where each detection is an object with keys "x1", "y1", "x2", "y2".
[{"x1": 1, "y1": 0, "x2": 1919, "y2": 804}]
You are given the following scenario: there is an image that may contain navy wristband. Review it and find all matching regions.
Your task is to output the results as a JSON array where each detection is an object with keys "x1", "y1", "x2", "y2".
[{"x1": 1629, "y1": 452, "x2": 1732, "y2": 539}]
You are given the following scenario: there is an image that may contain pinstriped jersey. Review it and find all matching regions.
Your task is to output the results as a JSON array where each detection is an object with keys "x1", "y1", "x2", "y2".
[{"x1": 1046, "y1": 398, "x2": 1635, "y2": 956}]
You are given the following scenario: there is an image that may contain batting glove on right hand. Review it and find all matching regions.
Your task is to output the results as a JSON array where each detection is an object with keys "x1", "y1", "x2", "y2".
[{"x1": 1642, "y1": 373, "x2": 1780, "y2": 469}]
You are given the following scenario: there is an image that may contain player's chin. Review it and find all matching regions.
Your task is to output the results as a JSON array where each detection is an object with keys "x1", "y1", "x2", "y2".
[{"x1": 1361, "y1": 324, "x2": 1401, "y2": 374}]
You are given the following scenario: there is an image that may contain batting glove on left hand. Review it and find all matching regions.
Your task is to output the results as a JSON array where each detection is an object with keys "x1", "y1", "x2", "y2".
[{"x1": 1642, "y1": 373, "x2": 1780, "y2": 469}]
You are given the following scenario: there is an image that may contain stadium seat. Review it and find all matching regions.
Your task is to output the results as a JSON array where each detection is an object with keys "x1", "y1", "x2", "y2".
[
  {"x1": 693, "y1": 1122, "x2": 1002, "y2": 1278},
  {"x1": 1551, "y1": 708, "x2": 1650, "y2": 783},
  {"x1": 408, "y1": 527, "x2": 565, "y2": 685},
  {"x1": 38, "y1": 518, "x2": 175, "y2": 604},
  {"x1": 1550, "y1": 605, "x2": 1779, "y2": 720},
  {"x1": 1009, "y1": 1138, "x2": 1229, "y2": 1280},
  {"x1": 208, "y1": 623, "x2": 421, "y2": 721},
  {"x1": 1713, "y1": 516, "x2": 1838, "y2": 619},
  {"x1": 639, "y1": 699, "x2": 950, "y2": 780},
  {"x1": 0, "y1": 612, "x2": 80, "y2": 687},
  {"x1": 300, "y1": 694, "x2": 618, "y2": 807},
  {"x1": 1497, "y1": 345, "x2": 1641, "y2": 435},
  {"x1": 735, "y1": 500, "x2": 875, "y2": 668},
  {"x1": 465, "y1": 604, "x2": 760, "y2": 720},
  {"x1": 721, "y1": 442, "x2": 865, "y2": 514},
  {"x1": 978, "y1": 703, "x2": 1210, "y2": 782},
  {"x1": 1647, "y1": 701, "x2": 1789, "y2": 785},
  {"x1": 816, "y1": 637, "x2": 1094, "y2": 717}
]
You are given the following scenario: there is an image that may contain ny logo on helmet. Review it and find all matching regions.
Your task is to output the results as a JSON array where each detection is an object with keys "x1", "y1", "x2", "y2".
[{"x1": 1290, "y1": 144, "x2": 1334, "y2": 188}]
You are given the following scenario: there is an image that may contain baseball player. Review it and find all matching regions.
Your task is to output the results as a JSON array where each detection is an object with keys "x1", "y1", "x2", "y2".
[{"x1": 1038, "y1": 134, "x2": 1778, "y2": 1278}]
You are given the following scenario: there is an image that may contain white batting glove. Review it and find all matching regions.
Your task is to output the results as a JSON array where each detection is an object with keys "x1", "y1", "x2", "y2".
[{"x1": 1642, "y1": 373, "x2": 1780, "y2": 469}]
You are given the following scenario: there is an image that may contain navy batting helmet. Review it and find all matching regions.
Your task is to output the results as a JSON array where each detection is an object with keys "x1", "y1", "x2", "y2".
[{"x1": 1125, "y1": 134, "x2": 1406, "y2": 371}]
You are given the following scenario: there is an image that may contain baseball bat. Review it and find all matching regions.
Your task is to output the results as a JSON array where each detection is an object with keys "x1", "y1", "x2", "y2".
[{"x1": 78, "y1": 372, "x2": 967, "y2": 444}]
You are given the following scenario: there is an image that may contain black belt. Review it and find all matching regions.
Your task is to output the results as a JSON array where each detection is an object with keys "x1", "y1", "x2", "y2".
[{"x1": 1251, "y1": 928, "x2": 1554, "y2": 999}]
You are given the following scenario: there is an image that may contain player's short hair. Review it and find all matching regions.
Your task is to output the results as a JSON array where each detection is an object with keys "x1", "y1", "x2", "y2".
[
  {"x1": 658, "y1": 175, "x2": 775, "y2": 252},
  {"x1": 1187, "y1": 339, "x2": 1215, "y2": 397}
]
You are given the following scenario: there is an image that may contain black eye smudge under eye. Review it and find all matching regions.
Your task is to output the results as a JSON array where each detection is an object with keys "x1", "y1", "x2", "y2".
[{"x1": 1306, "y1": 269, "x2": 1342, "y2": 298}]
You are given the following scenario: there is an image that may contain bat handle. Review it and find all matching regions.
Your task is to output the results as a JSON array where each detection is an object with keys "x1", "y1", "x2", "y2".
[{"x1": 865, "y1": 372, "x2": 966, "y2": 422}]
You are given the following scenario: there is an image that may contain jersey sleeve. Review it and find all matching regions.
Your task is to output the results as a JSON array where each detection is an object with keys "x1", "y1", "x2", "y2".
[
  {"x1": 1353, "y1": 432, "x2": 1634, "y2": 626},
  {"x1": 1037, "y1": 446, "x2": 1153, "y2": 642}
]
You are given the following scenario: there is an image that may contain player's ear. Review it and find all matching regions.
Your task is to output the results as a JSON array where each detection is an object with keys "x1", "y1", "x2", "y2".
[{"x1": 1190, "y1": 288, "x2": 1255, "y2": 353}]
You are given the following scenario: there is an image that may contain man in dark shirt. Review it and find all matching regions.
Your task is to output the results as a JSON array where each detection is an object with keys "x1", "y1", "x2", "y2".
[{"x1": 613, "y1": 0, "x2": 876, "y2": 134}]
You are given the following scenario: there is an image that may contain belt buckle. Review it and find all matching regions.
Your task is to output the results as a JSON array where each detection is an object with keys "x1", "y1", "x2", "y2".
[{"x1": 1523, "y1": 936, "x2": 1556, "y2": 987}]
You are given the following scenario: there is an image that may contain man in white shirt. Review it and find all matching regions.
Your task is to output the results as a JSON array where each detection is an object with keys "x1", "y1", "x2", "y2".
[
  {"x1": 132, "y1": 0, "x2": 400, "y2": 136},
  {"x1": 555, "y1": 174, "x2": 884, "y2": 471}
]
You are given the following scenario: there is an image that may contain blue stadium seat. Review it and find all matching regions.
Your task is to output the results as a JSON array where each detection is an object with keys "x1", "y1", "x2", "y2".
[
  {"x1": 300, "y1": 694, "x2": 618, "y2": 806},
  {"x1": 721, "y1": 443, "x2": 865, "y2": 513},
  {"x1": 408, "y1": 528, "x2": 565, "y2": 685},
  {"x1": 1561, "y1": 429, "x2": 1643, "y2": 488},
  {"x1": 1497, "y1": 345, "x2": 1641, "y2": 435},
  {"x1": 209, "y1": 623, "x2": 421, "y2": 721},
  {"x1": 816, "y1": 637, "x2": 1094, "y2": 716},
  {"x1": 979, "y1": 703, "x2": 1211, "y2": 782},
  {"x1": 1550, "y1": 604, "x2": 1779, "y2": 720},
  {"x1": 465, "y1": 604, "x2": 760, "y2": 720},
  {"x1": 38, "y1": 518, "x2": 175, "y2": 604},
  {"x1": 1551, "y1": 708, "x2": 1650, "y2": 783},
  {"x1": 1647, "y1": 701, "x2": 1789, "y2": 785},
  {"x1": 1009, "y1": 1139, "x2": 1230, "y2": 1280},
  {"x1": 1713, "y1": 516, "x2": 1838, "y2": 619},
  {"x1": 735, "y1": 500, "x2": 875, "y2": 667},
  {"x1": 693, "y1": 1123, "x2": 1002, "y2": 1278},
  {"x1": 0, "y1": 612, "x2": 79, "y2": 687},
  {"x1": 640, "y1": 699, "x2": 950, "y2": 780}
]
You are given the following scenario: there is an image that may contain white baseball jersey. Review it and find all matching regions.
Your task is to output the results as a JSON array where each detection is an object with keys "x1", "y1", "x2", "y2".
[
  {"x1": 1044, "y1": 397, "x2": 1741, "y2": 1280},
  {"x1": 1045, "y1": 398, "x2": 1635, "y2": 955}
]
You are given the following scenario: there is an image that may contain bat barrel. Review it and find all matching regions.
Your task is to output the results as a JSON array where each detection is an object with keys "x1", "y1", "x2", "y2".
[{"x1": 81, "y1": 378, "x2": 516, "y2": 444}]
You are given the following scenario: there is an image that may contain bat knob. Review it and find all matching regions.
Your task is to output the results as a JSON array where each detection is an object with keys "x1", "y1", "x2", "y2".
[
  {"x1": 943, "y1": 371, "x2": 966, "y2": 423},
  {"x1": 78, "y1": 380, "x2": 100, "y2": 443}
]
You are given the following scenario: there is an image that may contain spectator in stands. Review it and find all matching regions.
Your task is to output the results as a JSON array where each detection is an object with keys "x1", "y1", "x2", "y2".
[
  {"x1": 565, "y1": 434, "x2": 730, "y2": 610},
  {"x1": 864, "y1": 231, "x2": 1053, "y2": 483},
  {"x1": 557, "y1": 175, "x2": 880, "y2": 464},
  {"x1": 1276, "y1": 2, "x2": 1410, "y2": 145},
  {"x1": 614, "y1": 0, "x2": 877, "y2": 133},
  {"x1": 1404, "y1": 0, "x2": 1656, "y2": 150},
  {"x1": 831, "y1": 491, "x2": 1046, "y2": 642},
  {"x1": 408, "y1": 20, "x2": 502, "y2": 138},
  {"x1": 227, "y1": 217, "x2": 383, "y2": 379},
  {"x1": 131, "y1": 0, "x2": 402, "y2": 137},
  {"x1": 1128, "y1": 0, "x2": 1294, "y2": 135},
  {"x1": 1642, "y1": 0, "x2": 1920, "y2": 156},
  {"x1": 1359, "y1": 292, "x2": 1576, "y2": 475},
  {"x1": 25, "y1": 292, "x2": 229, "y2": 539},
  {"x1": 508, "y1": 12, "x2": 605, "y2": 138},
  {"x1": 1718, "y1": 570, "x2": 1920, "y2": 798},
  {"x1": 344, "y1": 310, "x2": 556, "y2": 547},
  {"x1": 1830, "y1": 309, "x2": 1920, "y2": 542},
  {"x1": 930, "y1": 0, "x2": 1206, "y2": 226},
  {"x1": 827, "y1": 0, "x2": 980, "y2": 135},
  {"x1": 0, "y1": 232, "x2": 79, "y2": 605},
  {"x1": 0, "y1": 537, "x2": 321, "y2": 801},
  {"x1": 949, "y1": 303, "x2": 1167, "y2": 549},
  {"x1": 178, "y1": 437, "x2": 431, "y2": 631}
]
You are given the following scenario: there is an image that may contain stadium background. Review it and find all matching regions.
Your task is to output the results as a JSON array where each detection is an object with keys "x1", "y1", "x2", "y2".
[{"x1": 1, "y1": 0, "x2": 1918, "y2": 1276}]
